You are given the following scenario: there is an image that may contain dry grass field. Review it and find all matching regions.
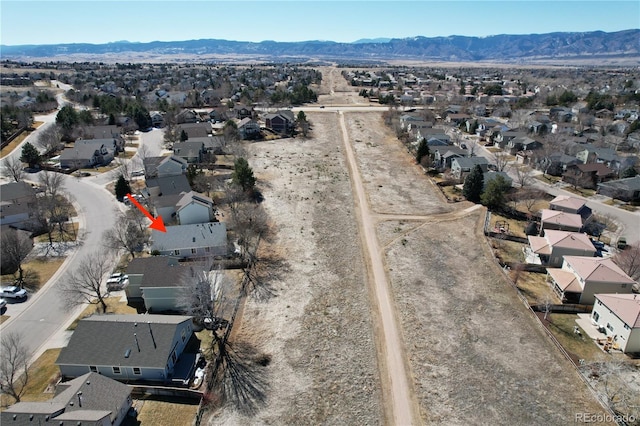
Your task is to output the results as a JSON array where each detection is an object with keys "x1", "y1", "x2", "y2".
[
  {"x1": 207, "y1": 96, "x2": 610, "y2": 424},
  {"x1": 209, "y1": 112, "x2": 383, "y2": 425}
]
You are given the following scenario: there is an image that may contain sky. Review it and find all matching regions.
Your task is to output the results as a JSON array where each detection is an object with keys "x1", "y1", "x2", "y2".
[{"x1": 1, "y1": 0, "x2": 639, "y2": 46}]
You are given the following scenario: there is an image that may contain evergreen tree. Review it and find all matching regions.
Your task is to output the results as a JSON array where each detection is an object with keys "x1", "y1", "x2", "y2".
[
  {"x1": 114, "y1": 175, "x2": 131, "y2": 202},
  {"x1": 20, "y1": 142, "x2": 41, "y2": 168},
  {"x1": 56, "y1": 105, "x2": 79, "y2": 134},
  {"x1": 462, "y1": 165, "x2": 484, "y2": 203},
  {"x1": 232, "y1": 157, "x2": 256, "y2": 192},
  {"x1": 180, "y1": 130, "x2": 189, "y2": 142},
  {"x1": 415, "y1": 138, "x2": 430, "y2": 164},
  {"x1": 621, "y1": 167, "x2": 638, "y2": 178},
  {"x1": 481, "y1": 175, "x2": 511, "y2": 210}
]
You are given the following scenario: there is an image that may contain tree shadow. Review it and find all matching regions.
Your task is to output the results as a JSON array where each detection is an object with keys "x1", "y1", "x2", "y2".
[
  {"x1": 243, "y1": 253, "x2": 290, "y2": 302},
  {"x1": 216, "y1": 341, "x2": 270, "y2": 416}
]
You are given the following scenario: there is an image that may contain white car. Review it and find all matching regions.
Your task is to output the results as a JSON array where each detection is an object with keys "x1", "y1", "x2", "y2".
[
  {"x1": 106, "y1": 273, "x2": 128, "y2": 291},
  {"x1": 0, "y1": 286, "x2": 27, "y2": 300}
]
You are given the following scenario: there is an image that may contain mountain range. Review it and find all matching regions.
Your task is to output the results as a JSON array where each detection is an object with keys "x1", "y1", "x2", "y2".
[{"x1": 1, "y1": 29, "x2": 638, "y2": 63}]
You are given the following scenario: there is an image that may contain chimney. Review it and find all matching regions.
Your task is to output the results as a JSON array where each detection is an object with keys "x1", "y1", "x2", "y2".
[{"x1": 77, "y1": 391, "x2": 82, "y2": 407}]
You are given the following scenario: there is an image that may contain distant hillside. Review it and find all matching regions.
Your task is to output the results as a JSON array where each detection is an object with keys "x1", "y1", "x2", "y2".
[{"x1": 2, "y1": 30, "x2": 638, "y2": 63}]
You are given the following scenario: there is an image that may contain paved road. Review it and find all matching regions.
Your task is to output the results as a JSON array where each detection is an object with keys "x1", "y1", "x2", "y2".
[{"x1": 1, "y1": 172, "x2": 120, "y2": 362}]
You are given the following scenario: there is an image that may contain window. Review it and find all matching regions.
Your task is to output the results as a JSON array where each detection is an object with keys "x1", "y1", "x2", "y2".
[
  {"x1": 621, "y1": 284, "x2": 627, "y2": 288},
  {"x1": 606, "y1": 323, "x2": 613, "y2": 332},
  {"x1": 191, "y1": 248, "x2": 197, "y2": 254},
  {"x1": 90, "y1": 365, "x2": 98, "y2": 373},
  {"x1": 171, "y1": 351, "x2": 177, "y2": 363},
  {"x1": 181, "y1": 329, "x2": 186, "y2": 342},
  {"x1": 133, "y1": 367, "x2": 141, "y2": 375},
  {"x1": 174, "y1": 249, "x2": 180, "y2": 255},
  {"x1": 205, "y1": 247, "x2": 210, "y2": 253},
  {"x1": 592, "y1": 311, "x2": 600, "y2": 322},
  {"x1": 113, "y1": 366, "x2": 121, "y2": 374}
]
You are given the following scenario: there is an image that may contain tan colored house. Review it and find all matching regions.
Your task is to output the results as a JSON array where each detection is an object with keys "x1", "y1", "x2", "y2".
[
  {"x1": 527, "y1": 230, "x2": 596, "y2": 267},
  {"x1": 549, "y1": 195, "x2": 592, "y2": 220},
  {"x1": 539, "y1": 209, "x2": 583, "y2": 235},
  {"x1": 591, "y1": 294, "x2": 640, "y2": 353},
  {"x1": 547, "y1": 256, "x2": 636, "y2": 304}
]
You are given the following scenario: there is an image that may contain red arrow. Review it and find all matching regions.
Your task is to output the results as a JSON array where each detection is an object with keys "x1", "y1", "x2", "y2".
[{"x1": 126, "y1": 193, "x2": 166, "y2": 232}]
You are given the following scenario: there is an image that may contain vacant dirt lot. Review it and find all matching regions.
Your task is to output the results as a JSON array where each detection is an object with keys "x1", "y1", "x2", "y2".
[
  {"x1": 384, "y1": 212, "x2": 609, "y2": 424},
  {"x1": 210, "y1": 112, "x2": 383, "y2": 425}
]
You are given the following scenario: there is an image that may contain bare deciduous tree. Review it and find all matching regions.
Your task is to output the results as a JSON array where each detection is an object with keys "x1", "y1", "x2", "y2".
[
  {"x1": 35, "y1": 124, "x2": 62, "y2": 156},
  {"x1": 613, "y1": 242, "x2": 640, "y2": 281},
  {"x1": 0, "y1": 332, "x2": 31, "y2": 403},
  {"x1": 0, "y1": 228, "x2": 33, "y2": 286},
  {"x1": 520, "y1": 188, "x2": 547, "y2": 215},
  {"x1": 513, "y1": 164, "x2": 534, "y2": 188},
  {"x1": 39, "y1": 170, "x2": 64, "y2": 198},
  {"x1": 58, "y1": 251, "x2": 112, "y2": 313},
  {"x1": 1, "y1": 156, "x2": 24, "y2": 182},
  {"x1": 494, "y1": 151, "x2": 511, "y2": 172},
  {"x1": 103, "y1": 210, "x2": 148, "y2": 260},
  {"x1": 583, "y1": 360, "x2": 639, "y2": 421}
]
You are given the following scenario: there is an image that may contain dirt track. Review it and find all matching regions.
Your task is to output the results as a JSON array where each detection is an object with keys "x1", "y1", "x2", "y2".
[{"x1": 209, "y1": 67, "x2": 610, "y2": 425}]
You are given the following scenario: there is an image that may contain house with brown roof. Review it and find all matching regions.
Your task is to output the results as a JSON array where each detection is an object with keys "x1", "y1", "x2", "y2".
[
  {"x1": 527, "y1": 230, "x2": 596, "y2": 267},
  {"x1": 547, "y1": 256, "x2": 636, "y2": 304},
  {"x1": 591, "y1": 294, "x2": 640, "y2": 353},
  {"x1": 539, "y1": 209, "x2": 583, "y2": 235},
  {"x1": 563, "y1": 163, "x2": 615, "y2": 189}
]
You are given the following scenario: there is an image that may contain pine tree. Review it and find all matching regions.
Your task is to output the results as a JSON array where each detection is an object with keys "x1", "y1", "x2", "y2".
[
  {"x1": 463, "y1": 165, "x2": 484, "y2": 203},
  {"x1": 232, "y1": 157, "x2": 256, "y2": 192},
  {"x1": 415, "y1": 138, "x2": 430, "y2": 164},
  {"x1": 481, "y1": 175, "x2": 510, "y2": 210},
  {"x1": 20, "y1": 142, "x2": 41, "y2": 168},
  {"x1": 114, "y1": 175, "x2": 131, "y2": 202}
]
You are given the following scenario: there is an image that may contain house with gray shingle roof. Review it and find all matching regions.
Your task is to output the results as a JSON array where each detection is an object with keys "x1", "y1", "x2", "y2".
[
  {"x1": 59, "y1": 139, "x2": 114, "y2": 169},
  {"x1": 451, "y1": 156, "x2": 489, "y2": 179},
  {"x1": 1, "y1": 372, "x2": 132, "y2": 426},
  {"x1": 151, "y1": 222, "x2": 227, "y2": 259},
  {"x1": 56, "y1": 314, "x2": 197, "y2": 385},
  {"x1": 597, "y1": 175, "x2": 640, "y2": 202}
]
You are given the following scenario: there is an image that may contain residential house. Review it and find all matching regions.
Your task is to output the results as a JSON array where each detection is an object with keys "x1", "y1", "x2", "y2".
[
  {"x1": 1, "y1": 373, "x2": 132, "y2": 426},
  {"x1": 446, "y1": 113, "x2": 471, "y2": 126},
  {"x1": 547, "y1": 256, "x2": 635, "y2": 304},
  {"x1": 527, "y1": 230, "x2": 596, "y2": 267},
  {"x1": 549, "y1": 195, "x2": 593, "y2": 221},
  {"x1": 125, "y1": 256, "x2": 181, "y2": 304},
  {"x1": 151, "y1": 222, "x2": 228, "y2": 259},
  {"x1": 232, "y1": 104, "x2": 254, "y2": 120},
  {"x1": 176, "y1": 122, "x2": 211, "y2": 139},
  {"x1": 0, "y1": 182, "x2": 37, "y2": 229},
  {"x1": 176, "y1": 109, "x2": 198, "y2": 124},
  {"x1": 433, "y1": 146, "x2": 467, "y2": 170},
  {"x1": 507, "y1": 136, "x2": 541, "y2": 155},
  {"x1": 591, "y1": 294, "x2": 640, "y2": 353},
  {"x1": 238, "y1": 118, "x2": 261, "y2": 140},
  {"x1": 451, "y1": 157, "x2": 489, "y2": 180},
  {"x1": 56, "y1": 314, "x2": 197, "y2": 385},
  {"x1": 539, "y1": 209, "x2": 583, "y2": 235},
  {"x1": 82, "y1": 126, "x2": 124, "y2": 152},
  {"x1": 186, "y1": 136, "x2": 224, "y2": 155},
  {"x1": 150, "y1": 111, "x2": 165, "y2": 127},
  {"x1": 176, "y1": 191, "x2": 215, "y2": 225},
  {"x1": 59, "y1": 140, "x2": 114, "y2": 169},
  {"x1": 563, "y1": 163, "x2": 615, "y2": 189},
  {"x1": 264, "y1": 110, "x2": 294, "y2": 134},
  {"x1": 574, "y1": 144, "x2": 631, "y2": 172},
  {"x1": 493, "y1": 130, "x2": 527, "y2": 149},
  {"x1": 537, "y1": 152, "x2": 580, "y2": 176},
  {"x1": 144, "y1": 175, "x2": 191, "y2": 198},
  {"x1": 597, "y1": 175, "x2": 640, "y2": 202},
  {"x1": 173, "y1": 140, "x2": 205, "y2": 163},
  {"x1": 399, "y1": 114, "x2": 423, "y2": 129},
  {"x1": 144, "y1": 155, "x2": 188, "y2": 179},
  {"x1": 125, "y1": 256, "x2": 206, "y2": 312}
]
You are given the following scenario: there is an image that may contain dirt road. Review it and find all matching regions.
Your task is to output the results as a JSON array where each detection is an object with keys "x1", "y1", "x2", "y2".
[{"x1": 338, "y1": 111, "x2": 420, "y2": 425}]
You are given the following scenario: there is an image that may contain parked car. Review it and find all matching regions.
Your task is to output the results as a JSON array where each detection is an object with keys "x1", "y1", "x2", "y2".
[
  {"x1": 0, "y1": 286, "x2": 27, "y2": 300},
  {"x1": 0, "y1": 298, "x2": 7, "y2": 310},
  {"x1": 106, "y1": 273, "x2": 128, "y2": 291},
  {"x1": 617, "y1": 237, "x2": 627, "y2": 250}
]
